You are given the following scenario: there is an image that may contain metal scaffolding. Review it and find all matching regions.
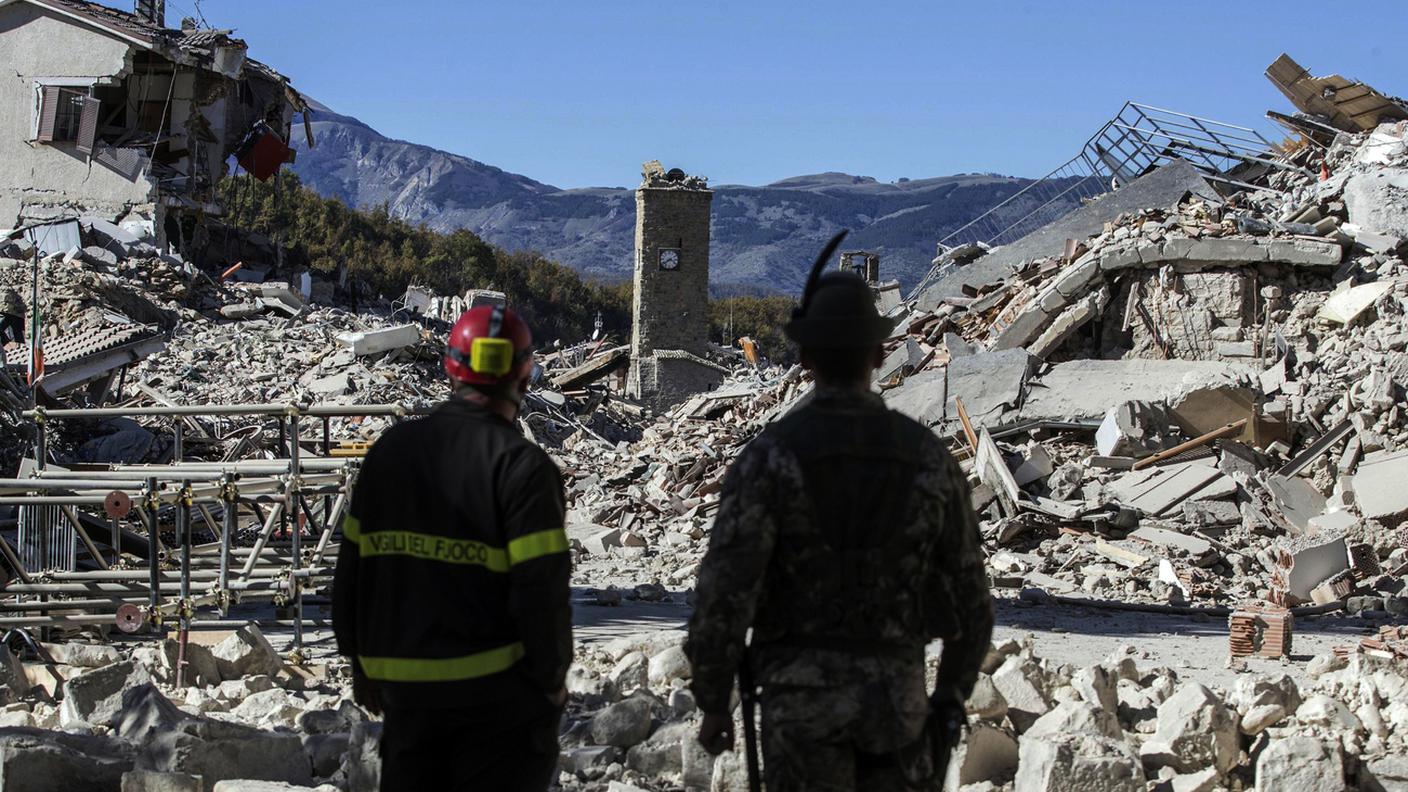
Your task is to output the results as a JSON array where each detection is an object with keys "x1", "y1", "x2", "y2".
[
  {"x1": 0, "y1": 401, "x2": 429, "y2": 679},
  {"x1": 926, "y1": 102, "x2": 1298, "y2": 275}
]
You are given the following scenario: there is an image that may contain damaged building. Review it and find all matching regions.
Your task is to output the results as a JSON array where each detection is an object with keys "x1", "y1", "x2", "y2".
[{"x1": 0, "y1": 0, "x2": 308, "y2": 254}]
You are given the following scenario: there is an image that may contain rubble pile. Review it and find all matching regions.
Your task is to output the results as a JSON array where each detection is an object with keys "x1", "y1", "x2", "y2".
[
  {"x1": 867, "y1": 120, "x2": 1408, "y2": 621},
  {"x1": 559, "y1": 368, "x2": 810, "y2": 596},
  {"x1": 3, "y1": 53, "x2": 1408, "y2": 792},
  {"x1": 555, "y1": 633, "x2": 1408, "y2": 791}
]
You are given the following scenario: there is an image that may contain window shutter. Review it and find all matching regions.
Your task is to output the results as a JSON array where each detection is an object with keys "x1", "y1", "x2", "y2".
[
  {"x1": 36, "y1": 86, "x2": 61, "y2": 142},
  {"x1": 76, "y1": 97, "x2": 101, "y2": 155}
]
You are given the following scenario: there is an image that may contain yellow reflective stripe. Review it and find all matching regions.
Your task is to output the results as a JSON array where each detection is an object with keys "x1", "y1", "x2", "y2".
[
  {"x1": 356, "y1": 529, "x2": 510, "y2": 572},
  {"x1": 508, "y1": 528, "x2": 569, "y2": 566},
  {"x1": 358, "y1": 642, "x2": 525, "y2": 682},
  {"x1": 342, "y1": 515, "x2": 361, "y2": 542}
]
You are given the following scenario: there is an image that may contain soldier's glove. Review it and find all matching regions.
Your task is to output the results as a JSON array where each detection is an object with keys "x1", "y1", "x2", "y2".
[
  {"x1": 352, "y1": 668, "x2": 383, "y2": 717},
  {"x1": 698, "y1": 711, "x2": 735, "y2": 756}
]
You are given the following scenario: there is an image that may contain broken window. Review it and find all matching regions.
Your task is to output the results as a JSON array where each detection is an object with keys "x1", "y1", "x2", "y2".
[
  {"x1": 35, "y1": 85, "x2": 99, "y2": 153},
  {"x1": 659, "y1": 249, "x2": 681, "y2": 271}
]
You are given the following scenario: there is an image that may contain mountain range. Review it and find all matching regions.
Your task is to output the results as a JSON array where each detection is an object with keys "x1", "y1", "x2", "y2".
[{"x1": 290, "y1": 103, "x2": 1039, "y2": 294}]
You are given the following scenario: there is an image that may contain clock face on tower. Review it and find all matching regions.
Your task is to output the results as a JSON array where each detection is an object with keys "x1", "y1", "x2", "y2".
[{"x1": 659, "y1": 249, "x2": 680, "y2": 271}]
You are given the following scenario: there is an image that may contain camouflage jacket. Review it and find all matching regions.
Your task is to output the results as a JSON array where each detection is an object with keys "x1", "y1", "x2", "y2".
[{"x1": 686, "y1": 385, "x2": 993, "y2": 717}]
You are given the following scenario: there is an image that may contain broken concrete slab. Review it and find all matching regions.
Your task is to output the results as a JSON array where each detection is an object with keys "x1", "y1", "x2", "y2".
[
  {"x1": 335, "y1": 324, "x2": 420, "y2": 357},
  {"x1": 1106, "y1": 462, "x2": 1237, "y2": 517},
  {"x1": 875, "y1": 338, "x2": 924, "y2": 383},
  {"x1": 1019, "y1": 360, "x2": 1254, "y2": 423},
  {"x1": 1130, "y1": 525, "x2": 1213, "y2": 559},
  {"x1": 1317, "y1": 281, "x2": 1394, "y2": 324},
  {"x1": 1265, "y1": 475, "x2": 1328, "y2": 534},
  {"x1": 1181, "y1": 499, "x2": 1241, "y2": 529},
  {"x1": 946, "y1": 348, "x2": 1034, "y2": 427},
  {"x1": 883, "y1": 369, "x2": 947, "y2": 427},
  {"x1": 1351, "y1": 449, "x2": 1408, "y2": 522}
]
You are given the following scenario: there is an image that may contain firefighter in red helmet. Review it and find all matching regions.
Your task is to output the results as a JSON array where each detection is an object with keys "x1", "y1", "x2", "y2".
[{"x1": 333, "y1": 305, "x2": 572, "y2": 791}]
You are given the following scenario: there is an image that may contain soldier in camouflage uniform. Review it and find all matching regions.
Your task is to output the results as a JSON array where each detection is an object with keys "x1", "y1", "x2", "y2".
[{"x1": 686, "y1": 236, "x2": 993, "y2": 791}]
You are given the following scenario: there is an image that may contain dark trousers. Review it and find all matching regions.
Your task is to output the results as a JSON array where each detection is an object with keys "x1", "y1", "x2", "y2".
[{"x1": 380, "y1": 692, "x2": 562, "y2": 791}]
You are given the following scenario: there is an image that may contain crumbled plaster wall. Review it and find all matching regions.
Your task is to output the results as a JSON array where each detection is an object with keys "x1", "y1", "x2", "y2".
[{"x1": 0, "y1": 3, "x2": 154, "y2": 226}]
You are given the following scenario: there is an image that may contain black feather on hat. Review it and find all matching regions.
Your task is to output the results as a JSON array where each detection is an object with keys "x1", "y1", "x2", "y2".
[{"x1": 784, "y1": 230, "x2": 897, "y2": 349}]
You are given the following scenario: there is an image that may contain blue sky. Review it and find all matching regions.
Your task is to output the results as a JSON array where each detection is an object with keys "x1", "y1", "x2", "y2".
[{"x1": 186, "y1": 0, "x2": 1407, "y2": 189}]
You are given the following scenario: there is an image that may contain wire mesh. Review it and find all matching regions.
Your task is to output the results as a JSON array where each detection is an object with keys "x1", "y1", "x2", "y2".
[{"x1": 915, "y1": 102, "x2": 1283, "y2": 300}]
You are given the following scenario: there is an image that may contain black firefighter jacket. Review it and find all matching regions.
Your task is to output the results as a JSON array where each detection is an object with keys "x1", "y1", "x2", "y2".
[{"x1": 332, "y1": 397, "x2": 573, "y2": 708}]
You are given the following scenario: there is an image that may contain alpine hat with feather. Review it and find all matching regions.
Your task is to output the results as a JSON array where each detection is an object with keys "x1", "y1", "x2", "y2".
[{"x1": 783, "y1": 230, "x2": 897, "y2": 349}]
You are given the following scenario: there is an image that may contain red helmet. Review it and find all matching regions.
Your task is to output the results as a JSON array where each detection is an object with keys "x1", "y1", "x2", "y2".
[{"x1": 444, "y1": 305, "x2": 534, "y2": 386}]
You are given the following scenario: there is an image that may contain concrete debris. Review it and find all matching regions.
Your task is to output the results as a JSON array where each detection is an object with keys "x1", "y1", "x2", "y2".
[{"x1": 4, "y1": 53, "x2": 1408, "y2": 792}]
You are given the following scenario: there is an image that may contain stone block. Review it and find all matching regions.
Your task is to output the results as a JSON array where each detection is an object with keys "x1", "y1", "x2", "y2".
[
  {"x1": 209, "y1": 777, "x2": 333, "y2": 783},
  {"x1": 1159, "y1": 238, "x2": 1196, "y2": 261},
  {"x1": 123, "y1": 770, "x2": 203, "y2": 792},
  {"x1": 42, "y1": 642, "x2": 121, "y2": 669},
  {"x1": 114, "y1": 684, "x2": 194, "y2": 744},
  {"x1": 1095, "y1": 401, "x2": 1173, "y2": 458},
  {"x1": 137, "y1": 724, "x2": 313, "y2": 792},
  {"x1": 1138, "y1": 683, "x2": 1237, "y2": 774},
  {"x1": 343, "y1": 722, "x2": 381, "y2": 792},
  {"x1": 1029, "y1": 292, "x2": 1099, "y2": 360},
  {"x1": 624, "y1": 720, "x2": 691, "y2": 777},
  {"x1": 991, "y1": 305, "x2": 1050, "y2": 351},
  {"x1": 0, "y1": 646, "x2": 31, "y2": 698},
  {"x1": 296, "y1": 699, "x2": 367, "y2": 736},
  {"x1": 0, "y1": 730, "x2": 133, "y2": 792},
  {"x1": 646, "y1": 646, "x2": 690, "y2": 686},
  {"x1": 1052, "y1": 255, "x2": 1102, "y2": 297},
  {"x1": 301, "y1": 732, "x2": 349, "y2": 779},
  {"x1": 966, "y1": 674, "x2": 1008, "y2": 721},
  {"x1": 230, "y1": 689, "x2": 303, "y2": 727},
  {"x1": 589, "y1": 696, "x2": 654, "y2": 748},
  {"x1": 1187, "y1": 237, "x2": 1268, "y2": 264},
  {"x1": 61, "y1": 660, "x2": 153, "y2": 728},
  {"x1": 210, "y1": 624, "x2": 283, "y2": 681},
  {"x1": 1254, "y1": 736, "x2": 1343, "y2": 792},
  {"x1": 1014, "y1": 732, "x2": 1143, "y2": 792},
  {"x1": 1344, "y1": 168, "x2": 1408, "y2": 239},
  {"x1": 1262, "y1": 237, "x2": 1344, "y2": 267},
  {"x1": 1363, "y1": 755, "x2": 1408, "y2": 792},
  {"x1": 334, "y1": 324, "x2": 419, "y2": 356},
  {"x1": 1025, "y1": 701, "x2": 1123, "y2": 741},
  {"x1": 946, "y1": 723, "x2": 1018, "y2": 787},
  {"x1": 1037, "y1": 281, "x2": 1069, "y2": 313},
  {"x1": 1098, "y1": 243, "x2": 1143, "y2": 272},
  {"x1": 1071, "y1": 665, "x2": 1118, "y2": 713},
  {"x1": 990, "y1": 656, "x2": 1050, "y2": 733},
  {"x1": 560, "y1": 745, "x2": 620, "y2": 774},
  {"x1": 1353, "y1": 449, "x2": 1408, "y2": 522}
]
